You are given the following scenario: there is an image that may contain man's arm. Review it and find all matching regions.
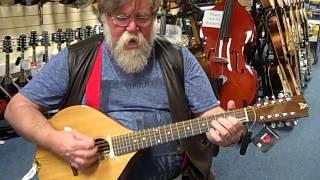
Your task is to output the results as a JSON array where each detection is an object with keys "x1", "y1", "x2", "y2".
[{"x1": 4, "y1": 93, "x2": 98, "y2": 170}]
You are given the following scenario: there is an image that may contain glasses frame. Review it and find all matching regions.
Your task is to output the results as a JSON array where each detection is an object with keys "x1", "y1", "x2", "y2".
[{"x1": 109, "y1": 14, "x2": 155, "y2": 27}]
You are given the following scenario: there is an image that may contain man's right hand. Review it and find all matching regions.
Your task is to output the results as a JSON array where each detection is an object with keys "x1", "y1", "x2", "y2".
[{"x1": 46, "y1": 130, "x2": 98, "y2": 170}]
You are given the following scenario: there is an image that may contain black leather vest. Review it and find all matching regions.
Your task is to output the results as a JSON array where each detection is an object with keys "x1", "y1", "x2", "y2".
[{"x1": 62, "y1": 34, "x2": 216, "y2": 179}]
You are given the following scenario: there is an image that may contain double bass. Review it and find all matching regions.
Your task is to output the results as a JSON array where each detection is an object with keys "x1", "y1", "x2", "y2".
[{"x1": 201, "y1": 0, "x2": 257, "y2": 109}]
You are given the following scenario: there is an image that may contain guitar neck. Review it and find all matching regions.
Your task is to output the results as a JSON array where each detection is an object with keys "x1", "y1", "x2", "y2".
[
  {"x1": 111, "y1": 108, "x2": 252, "y2": 156},
  {"x1": 4, "y1": 53, "x2": 11, "y2": 85}
]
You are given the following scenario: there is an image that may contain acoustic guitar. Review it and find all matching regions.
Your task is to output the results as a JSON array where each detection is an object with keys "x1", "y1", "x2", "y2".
[{"x1": 34, "y1": 95, "x2": 308, "y2": 179}]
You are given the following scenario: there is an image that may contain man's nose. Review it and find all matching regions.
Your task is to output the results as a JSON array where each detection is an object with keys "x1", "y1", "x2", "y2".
[{"x1": 126, "y1": 20, "x2": 139, "y2": 33}]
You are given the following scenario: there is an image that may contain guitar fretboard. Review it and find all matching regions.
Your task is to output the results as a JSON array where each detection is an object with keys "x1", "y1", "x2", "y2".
[{"x1": 111, "y1": 108, "x2": 252, "y2": 156}]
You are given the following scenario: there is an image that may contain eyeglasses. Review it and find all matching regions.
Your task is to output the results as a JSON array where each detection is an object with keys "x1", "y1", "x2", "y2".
[{"x1": 110, "y1": 14, "x2": 154, "y2": 27}]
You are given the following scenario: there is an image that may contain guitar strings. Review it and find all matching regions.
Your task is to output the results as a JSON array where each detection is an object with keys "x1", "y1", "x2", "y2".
[{"x1": 111, "y1": 99, "x2": 294, "y2": 155}]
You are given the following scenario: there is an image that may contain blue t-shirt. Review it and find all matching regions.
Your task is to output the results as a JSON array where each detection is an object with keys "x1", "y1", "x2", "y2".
[{"x1": 20, "y1": 41, "x2": 219, "y2": 179}]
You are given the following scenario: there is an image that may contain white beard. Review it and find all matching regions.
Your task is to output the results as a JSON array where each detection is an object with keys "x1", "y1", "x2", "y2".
[{"x1": 103, "y1": 22, "x2": 155, "y2": 74}]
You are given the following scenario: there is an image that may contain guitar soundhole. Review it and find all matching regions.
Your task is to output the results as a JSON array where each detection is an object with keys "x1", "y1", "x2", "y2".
[{"x1": 95, "y1": 138, "x2": 110, "y2": 160}]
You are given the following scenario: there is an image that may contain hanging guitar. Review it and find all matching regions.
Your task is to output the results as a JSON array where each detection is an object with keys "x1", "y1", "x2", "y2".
[
  {"x1": 261, "y1": 0, "x2": 301, "y2": 97},
  {"x1": 65, "y1": 28, "x2": 75, "y2": 47},
  {"x1": 15, "y1": 34, "x2": 29, "y2": 87},
  {"x1": 29, "y1": 30, "x2": 40, "y2": 78},
  {"x1": 201, "y1": 0, "x2": 258, "y2": 109},
  {"x1": 0, "y1": 36, "x2": 20, "y2": 116},
  {"x1": 75, "y1": 27, "x2": 85, "y2": 42},
  {"x1": 84, "y1": 25, "x2": 94, "y2": 39},
  {"x1": 53, "y1": 29, "x2": 65, "y2": 52},
  {"x1": 34, "y1": 95, "x2": 308, "y2": 179},
  {"x1": 41, "y1": 31, "x2": 51, "y2": 64}
]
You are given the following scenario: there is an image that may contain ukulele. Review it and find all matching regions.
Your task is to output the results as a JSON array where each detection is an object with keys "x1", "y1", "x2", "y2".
[{"x1": 34, "y1": 95, "x2": 308, "y2": 179}]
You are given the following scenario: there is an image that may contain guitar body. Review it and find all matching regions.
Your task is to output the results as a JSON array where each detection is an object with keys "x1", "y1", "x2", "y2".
[
  {"x1": 202, "y1": 0, "x2": 257, "y2": 109},
  {"x1": 35, "y1": 106, "x2": 135, "y2": 180}
]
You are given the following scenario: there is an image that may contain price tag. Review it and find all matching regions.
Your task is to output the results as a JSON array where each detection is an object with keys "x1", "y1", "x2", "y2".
[{"x1": 202, "y1": 10, "x2": 224, "y2": 28}]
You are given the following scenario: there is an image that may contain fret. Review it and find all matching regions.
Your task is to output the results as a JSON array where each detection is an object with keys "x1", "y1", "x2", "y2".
[
  {"x1": 147, "y1": 128, "x2": 154, "y2": 147},
  {"x1": 183, "y1": 120, "x2": 193, "y2": 137},
  {"x1": 135, "y1": 131, "x2": 141, "y2": 151},
  {"x1": 118, "y1": 135, "x2": 124, "y2": 155},
  {"x1": 197, "y1": 118, "x2": 202, "y2": 134},
  {"x1": 169, "y1": 124, "x2": 174, "y2": 141},
  {"x1": 206, "y1": 116, "x2": 210, "y2": 131},
  {"x1": 163, "y1": 126, "x2": 169, "y2": 143},
  {"x1": 111, "y1": 136, "x2": 118, "y2": 156},
  {"x1": 151, "y1": 128, "x2": 157, "y2": 146},
  {"x1": 175, "y1": 123, "x2": 181, "y2": 140},
  {"x1": 141, "y1": 130, "x2": 148, "y2": 149},
  {"x1": 182, "y1": 120, "x2": 187, "y2": 138},
  {"x1": 199, "y1": 117, "x2": 208, "y2": 132},
  {"x1": 131, "y1": 132, "x2": 137, "y2": 152},
  {"x1": 189, "y1": 119, "x2": 195, "y2": 136},
  {"x1": 157, "y1": 127, "x2": 163, "y2": 144},
  {"x1": 123, "y1": 134, "x2": 130, "y2": 154}
]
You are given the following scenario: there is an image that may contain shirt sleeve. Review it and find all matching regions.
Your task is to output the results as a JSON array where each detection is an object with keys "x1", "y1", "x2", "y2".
[
  {"x1": 182, "y1": 47, "x2": 219, "y2": 113},
  {"x1": 19, "y1": 48, "x2": 70, "y2": 108}
]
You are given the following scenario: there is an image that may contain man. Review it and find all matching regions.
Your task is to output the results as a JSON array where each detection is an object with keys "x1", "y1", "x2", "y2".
[{"x1": 5, "y1": 0, "x2": 244, "y2": 179}]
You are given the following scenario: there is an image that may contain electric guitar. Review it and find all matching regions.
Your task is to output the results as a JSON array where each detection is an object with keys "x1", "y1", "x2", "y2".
[
  {"x1": 29, "y1": 30, "x2": 40, "y2": 78},
  {"x1": 35, "y1": 95, "x2": 308, "y2": 179},
  {"x1": 16, "y1": 34, "x2": 29, "y2": 87},
  {"x1": 41, "y1": 31, "x2": 50, "y2": 64}
]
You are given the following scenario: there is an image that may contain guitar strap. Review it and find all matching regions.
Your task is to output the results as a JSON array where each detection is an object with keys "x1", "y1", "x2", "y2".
[{"x1": 85, "y1": 43, "x2": 103, "y2": 110}]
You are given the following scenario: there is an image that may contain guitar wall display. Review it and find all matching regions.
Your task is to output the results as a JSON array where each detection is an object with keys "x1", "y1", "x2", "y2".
[{"x1": 35, "y1": 95, "x2": 308, "y2": 179}]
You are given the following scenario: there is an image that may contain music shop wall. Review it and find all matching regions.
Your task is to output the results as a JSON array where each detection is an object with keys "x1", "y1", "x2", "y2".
[{"x1": 0, "y1": 2, "x2": 98, "y2": 77}]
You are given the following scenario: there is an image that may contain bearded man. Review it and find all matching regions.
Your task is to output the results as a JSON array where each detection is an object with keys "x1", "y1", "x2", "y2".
[{"x1": 4, "y1": 0, "x2": 244, "y2": 179}]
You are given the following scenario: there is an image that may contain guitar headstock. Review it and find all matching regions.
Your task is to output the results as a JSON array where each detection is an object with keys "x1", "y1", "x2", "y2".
[
  {"x1": 29, "y1": 30, "x2": 39, "y2": 47},
  {"x1": 249, "y1": 95, "x2": 308, "y2": 123},
  {"x1": 40, "y1": 31, "x2": 51, "y2": 47},
  {"x1": 84, "y1": 25, "x2": 93, "y2": 39},
  {"x1": 75, "y1": 27, "x2": 85, "y2": 41},
  {"x1": 2, "y1": 36, "x2": 13, "y2": 54},
  {"x1": 17, "y1": 34, "x2": 28, "y2": 52},
  {"x1": 54, "y1": 29, "x2": 65, "y2": 44},
  {"x1": 65, "y1": 28, "x2": 75, "y2": 43}
]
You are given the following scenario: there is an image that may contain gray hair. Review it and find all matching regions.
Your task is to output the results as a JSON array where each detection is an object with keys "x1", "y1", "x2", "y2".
[{"x1": 95, "y1": 0, "x2": 161, "y2": 22}]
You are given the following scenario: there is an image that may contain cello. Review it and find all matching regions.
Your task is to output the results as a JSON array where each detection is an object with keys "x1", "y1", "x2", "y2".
[{"x1": 201, "y1": 0, "x2": 257, "y2": 109}]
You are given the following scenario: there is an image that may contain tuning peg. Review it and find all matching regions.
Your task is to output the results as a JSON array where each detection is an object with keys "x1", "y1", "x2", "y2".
[
  {"x1": 293, "y1": 120, "x2": 298, "y2": 126},
  {"x1": 277, "y1": 92, "x2": 285, "y2": 99},
  {"x1": 270, "y1": 123, "x2": 277, "y2": 129},
  {"x1": 264, "y1": 96, "x2": 270, "y2": 101},
  {"x1": 277, "y1": 122, "x2": 285, "y2": 128},
  {"x1": 271, "y1": 95, "x2": 276, "y2": 100},
  {"x1": 285, "y1": 121, "x2": 293, "y2": 127}
]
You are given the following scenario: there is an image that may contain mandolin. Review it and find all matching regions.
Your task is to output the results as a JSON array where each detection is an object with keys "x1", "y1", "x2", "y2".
[{"x1": 35, "y1": 95, "x2": 308, "y2": 179}]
